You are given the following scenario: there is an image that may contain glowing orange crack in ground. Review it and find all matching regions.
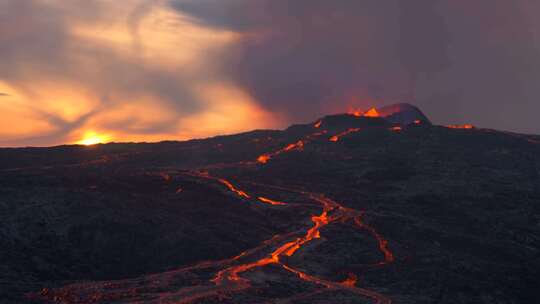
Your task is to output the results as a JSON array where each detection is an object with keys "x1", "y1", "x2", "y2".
[
  {"x1": 36, "y1": 178, "x2": 394, "y2": 304},
  {"x1": 354, "y1": 216, "x2": 395, "y2": 264},
  {"x1": 37, "y1": 123, "x2": 397, "y2": 304},
  {"x1": 212, "y1": 206, "x2": 333, "y2": 284},
  {"x1": 258, "y1": 197, "x2": 287, "y2": 206},
  {"x1": 257, "y1": 129, "x2": 332, "y2": 164},
  {"x1": 208, "y1": 191, "x2": 393, "y2": 304},
  {"x1": 330, "y1": 128, "x2": 361, "y2": 142},
  {"x1": 217, "y1": 178, "x2": 250, "y2": 199}
]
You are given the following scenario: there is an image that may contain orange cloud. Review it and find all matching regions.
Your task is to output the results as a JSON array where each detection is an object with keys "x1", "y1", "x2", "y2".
[{"x1": 0, "y1": 1, "x2": 278, "y2": 147}]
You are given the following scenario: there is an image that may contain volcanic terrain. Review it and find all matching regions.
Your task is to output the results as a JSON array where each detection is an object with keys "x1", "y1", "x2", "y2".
[{"x1": 1, "y1": 104, "x2": 539, "y2": 304}]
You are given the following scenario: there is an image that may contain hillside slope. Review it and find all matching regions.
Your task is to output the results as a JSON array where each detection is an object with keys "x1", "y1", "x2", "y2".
[{"x1": 1, "y1": 106, "x2": 539, "y2": 304}]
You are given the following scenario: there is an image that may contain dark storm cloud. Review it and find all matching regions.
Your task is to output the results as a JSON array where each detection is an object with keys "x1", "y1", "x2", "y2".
[
  {"x1": 171, "y1": 0, "x2": 540, "y2": 133},
  {"x1": 171, "y1": 0, "x2": 408, "y2": 120}
]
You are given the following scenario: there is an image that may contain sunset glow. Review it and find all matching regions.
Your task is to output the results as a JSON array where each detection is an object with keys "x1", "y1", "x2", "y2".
[
  {"x1": 2, "y1": 0, "x2": 538, "y2": 147},
  {"x1": 0, "y1": 1, "x2": 275, "y2": 147},
  {"x1": 76, "y1": 132, "x2": 112, "y2": 146}
]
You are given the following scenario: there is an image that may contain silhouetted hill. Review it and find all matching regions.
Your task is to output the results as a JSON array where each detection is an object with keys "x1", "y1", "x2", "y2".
[{"x1": 1, "y1": 105, "x2": 539, "y2": 304}]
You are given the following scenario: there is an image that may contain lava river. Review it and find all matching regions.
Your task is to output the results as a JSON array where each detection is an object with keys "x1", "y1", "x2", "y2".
[
  {"x1": 145, "y1": 175, "x2": 395, "y2": 304},
  {"x1": 35, "y1": 121, "x2": 396, "y2": 304}
]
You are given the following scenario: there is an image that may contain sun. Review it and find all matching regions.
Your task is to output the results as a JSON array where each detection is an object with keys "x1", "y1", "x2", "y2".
[{"x1": 76, "y1": 131, "x2": 112, "y2": 146}]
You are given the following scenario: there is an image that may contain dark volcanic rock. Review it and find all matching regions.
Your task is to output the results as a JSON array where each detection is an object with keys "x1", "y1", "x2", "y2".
[
  {"x1": 1, "y1": 107, "x2": 539, "y2": 303},
  {"x1": 378, "y1": 103, "x2": 431, "y2": 125}
]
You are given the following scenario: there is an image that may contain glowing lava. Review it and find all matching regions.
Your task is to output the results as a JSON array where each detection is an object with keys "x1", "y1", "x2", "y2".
[
  {"x1": 285, "y1": 140, "x2": 304, "y2": 151},
  {"x1": 257, "y1": 154, "x2": 271, "y2": 164},
  {"x1": 354, "y1": 216, "x2": 395, "y2": 264},
  {"x1": 363, "y1": 108, "x2": 380, "y2": 118},
  {"x1": 348, "y1": 107, "x2": 380, "y2": 118},
  {"x1": 330, "y1": 128, "x2": 361, "y2": 142},
  {"x1": 447, "y1": 124, "x2": 474, "y2": 129},
  {"x1": 217, "y1": 178, "x2": 250, "y2": 199},
  {"x1": 37, "y1": 172, "x2": 395, "y2": 304},
  {"x1": 38, "y1": 121, "x2": 398, "y2": 304},
  {"x1": 212, "y1": 196, "x2": 335, "y2": 286},
  {"x1": 349, "y1": 109, "x2": 363, "y2": 117},
  {"x1": 341, "y1": 273, "x2": 359, "y2": 287},
  {"x1": 257, "y1": 140, "x2": 305, "y2": 164},
  {"x1": 258, "y1": 197, "x2": 287, "y2": 206}
]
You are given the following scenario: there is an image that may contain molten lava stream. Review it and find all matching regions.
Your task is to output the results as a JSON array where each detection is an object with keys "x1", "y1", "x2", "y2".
[
  {"x1": 178, "y1": 176, "x2": 393, "y2": 303},
  {"x1": 186, "y1": 171, "x2": 287, "y2": 206},
  {"x1": 208, "y1": 187, "x2": 393, "y2": 304},
  {"x1": 330, "y1": 128, "x2": 361, "y2": 142},
  {"x1": 447, "y1": 124, "x2": 475, "y2": 129},
  {"x1": 37, "y1": 169, "x2": 395, "y2": 303},
  {"x1": 258, "y1": 196, "x2": 287, "y2": 206},
  {"x1": 212, "y1": 203, "x2": 334, "y2": 285},
  {"x1": 257, "y1": 140, "x2": 305, "y2": 164},
  {"x1": 184, "y1": 171, "x2": 394, "y2": 302},
  {"x1": 217, "y1": 178, "x2": 250, "y2": 198},
  {"x1": 341, "y1": 273, "x2": 359, "y2": 287},
  {"x1": 354, "y1": 216, "x2": 394, "y2": 264},
  {"x1": 256, "y1": 128, "x2": 330, "y2": 164}
]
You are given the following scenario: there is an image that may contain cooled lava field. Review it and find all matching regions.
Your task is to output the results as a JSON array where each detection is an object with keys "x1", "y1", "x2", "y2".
[{"x1": 1, "y1": 104, "x2": 539, "y2": 304}]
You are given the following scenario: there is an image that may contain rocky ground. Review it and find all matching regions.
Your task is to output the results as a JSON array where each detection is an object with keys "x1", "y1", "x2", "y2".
[{"x1": 1, "y1": 110, "x2": 539, "y2": 303}]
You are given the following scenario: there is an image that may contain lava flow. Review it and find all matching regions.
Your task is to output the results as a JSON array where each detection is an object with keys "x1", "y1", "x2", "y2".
[
  {"x1": 36, "y1": 169, "x2": 395, "y2": 304},
  {"x1": 36, "y1": 115, "x2": 397, "y2": 304},
  {"x1": 256, "y1": 131, "x2": 329, "y2": 164},
  {"x1": 341, "y1": 273, "x2": 359, "y2": 287},
  {"x1": 330, "y1": 128, "x2": 361, "y2": 142},
  {"x1": 207, "y1": 186, "x2": 393, "y2": 304},
  {"x1": 257, "y1": 140, "x2": 305, "y2": 164},
  {"x1": 354, "y1": 216, "x2": 395, "y2": 264},
  {"x1": 190, "y1": 171, "x2": 289, "y2": 207},
  {"x1": 258, "y1": 196, "x2": 287, "y2": 206},
  {"x1": 217, "y1": 178, "x2": 250, "y2": 198},
  {"x1": 447, "y1": 124, "x2": 475, "y2": 129}
]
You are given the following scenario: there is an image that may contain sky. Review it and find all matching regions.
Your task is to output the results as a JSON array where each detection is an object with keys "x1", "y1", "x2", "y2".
[{"x1": 0, "y1": 0, "x2": 539, "y2": 147}]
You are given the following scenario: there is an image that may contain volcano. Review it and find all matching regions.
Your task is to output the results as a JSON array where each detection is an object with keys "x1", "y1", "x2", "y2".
[
  {"x1": 0, "y1": 104, "x2": 538, "y2": 304},
  {"x1": 377, "y1": 103, "x2": 431, "y2": 125}
]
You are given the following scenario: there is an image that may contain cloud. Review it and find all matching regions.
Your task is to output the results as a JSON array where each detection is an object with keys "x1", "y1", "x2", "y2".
[
  {"x1": 0, "y1": 93, "x2": 9, "y2": 97},
  {"x1": 1, "y1": 0, "x2": 539, "y2": 147},
  {"x1": 0, "y1": 0, "x2": 275, "y2": 146},
  {"x1": 0, "y1": 1, "x2": 198, "y2": 112},
  {"x1": 171, "y1": 0, "x2": 540, "y2": 133},
  {"x1": 171, "y1": 0, "x2": 410, "y2": 120}
]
